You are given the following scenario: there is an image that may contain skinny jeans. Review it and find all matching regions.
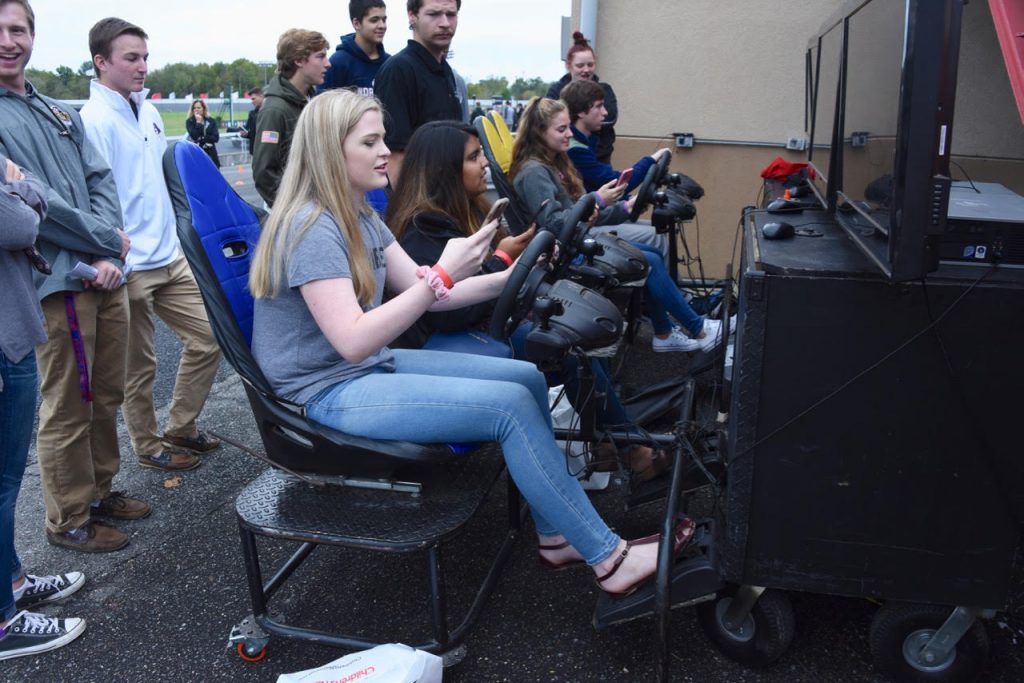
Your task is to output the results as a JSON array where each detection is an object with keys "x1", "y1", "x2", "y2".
[
  {"x1": 631, "y1": 242, "x2": 705, "y2": 337},
  {"x1": 305, "y1": 349, "x2": 621, "y2": 565},
  {"x1": 0, "y1": 351, "x2": 36, "y2": 621}
]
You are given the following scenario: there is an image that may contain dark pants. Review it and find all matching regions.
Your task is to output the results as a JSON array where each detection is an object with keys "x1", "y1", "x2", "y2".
[{"x1": 0, "y1": 351, "x2": 37, "y2": 621}]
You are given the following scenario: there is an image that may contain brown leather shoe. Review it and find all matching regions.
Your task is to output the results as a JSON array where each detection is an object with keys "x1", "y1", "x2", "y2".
[
  {"x1": 161, "y1": 430, "x2": 221, "y2": 453},
  {"x1": 46, "y1": 520, "x2": 129, "y2": 553},
  {"x1": 137, "y1": 449, "x2": 201, "y2": 471},
  {"x1": 92, "y1": 491, "x2": 151, "y2": 520}
]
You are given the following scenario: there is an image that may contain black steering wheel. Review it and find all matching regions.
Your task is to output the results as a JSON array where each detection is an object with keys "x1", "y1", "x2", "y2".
[
  {"x1": 556, "y1": 193, "x2": 597, "y2": 249},
  {"x1": 488, "y1": 230, "x2": 556, "y2": 341},
  {"x1": 550, "y1": 193, "x2": 597, "y2": 278},
  {"x1": 628, "y1": 150, "x2": 672, "y2": 222}
]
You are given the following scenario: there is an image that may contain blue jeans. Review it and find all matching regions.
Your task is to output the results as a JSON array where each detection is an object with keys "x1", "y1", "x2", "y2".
[
  {"x1": 423, "y1": 330, "x2": 513, "y2": 359},
  {"x1": 507, "y1": 324, "x2": 631, "y2": 427},
  {"x1": 305, "y1": 349, "x2": 621, "y2": 565},
  {"x1": 632, "y1": 242, "x2": 705, "y2": 337},
  {"x1": 0, "y1": 351, "x2": 36, "y2": 621}
]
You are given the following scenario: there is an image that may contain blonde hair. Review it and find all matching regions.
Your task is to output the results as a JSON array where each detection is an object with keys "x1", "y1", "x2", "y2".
[
  {"x1": 509, "y1": 97, "x2": 584, "y2": 199},
  {"x1": 249, "y1": 90, "x2": 381, "y2": 305}
]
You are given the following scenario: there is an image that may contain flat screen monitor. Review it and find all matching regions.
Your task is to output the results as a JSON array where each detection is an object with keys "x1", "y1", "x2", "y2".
[
  {"x1": 814, "y1": 0, "x2": 962, "y2": 281},
  {"x1": 805, "y1": 43, "x2": 816, "y2": 137},
  {"x1": 808, "y1": 19, "x2": 844, "y2": 210},
  {"x1": 837, "y1": 0, "x2": 907, "y2": 236}
]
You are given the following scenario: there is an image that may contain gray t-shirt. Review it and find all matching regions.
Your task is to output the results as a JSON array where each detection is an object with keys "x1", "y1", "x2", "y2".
[{"x1": 253, "y1": 207, "x2": 395, "y2": 404}]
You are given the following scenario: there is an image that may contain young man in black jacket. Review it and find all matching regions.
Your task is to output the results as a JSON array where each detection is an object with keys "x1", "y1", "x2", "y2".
[
  {"x1": 240, "y1": 87, "x2": 263, "y2": 154},
  {"x1": 373, "y1": 0, "x2": 462, "y2": 182}
]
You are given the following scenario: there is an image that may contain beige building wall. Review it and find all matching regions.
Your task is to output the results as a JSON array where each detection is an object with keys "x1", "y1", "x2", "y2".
[{"x1": 568, "y1": 0, "x2": 1024, "y2": 278}]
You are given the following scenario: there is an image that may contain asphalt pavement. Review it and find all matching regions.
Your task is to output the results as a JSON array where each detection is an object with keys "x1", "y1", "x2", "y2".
[{"x1": 7, "y1": 163, "x2": 1024, "y2": 682}]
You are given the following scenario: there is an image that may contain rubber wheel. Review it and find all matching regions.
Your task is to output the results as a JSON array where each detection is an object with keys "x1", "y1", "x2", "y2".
[
  {"x1": 696, "y1": 588, "x2": 795, "y2": 667},
  {"x1": 869, "y1": 603, "x2": 989, "y2": 682},
  {"x1": 236, "y1": 641, "x2": 268, "y2": 662}
]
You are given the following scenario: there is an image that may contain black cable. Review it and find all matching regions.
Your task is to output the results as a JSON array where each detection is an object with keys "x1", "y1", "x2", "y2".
[
  {"x1": 729, "y1": 212, "x2": 748, "y2": 279},
  {"x1": 561, "y1": 350, "x2": 610, "y2": 479},
  {"x1": 920, "y1": 272, "x2": 1019, "y2": 526},
  {"x1": 549, "y1": 375, "x2": 595, "y2": 480},
  {"x1": 680, "y1": 215, "x2": 711, "y2": 298},
  {"x1": 730, "y1": 265, "x2": 996, "y2": 463},
  {"x1": 950, "y1": 160, "x2": 980, "y2": 193},
  {"x1": 692, "y1": 214, "x2": 709, "y2": 296}
]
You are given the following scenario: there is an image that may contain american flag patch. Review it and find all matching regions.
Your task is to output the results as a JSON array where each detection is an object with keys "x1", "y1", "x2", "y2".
[{"x1": 260, "y1": 131, "x2": 280, "y2": 144}]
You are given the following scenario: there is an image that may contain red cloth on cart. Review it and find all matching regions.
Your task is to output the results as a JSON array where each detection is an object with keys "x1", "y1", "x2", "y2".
[{"x1": 760, "y1": 157, "x2": 816, "y2": 180}]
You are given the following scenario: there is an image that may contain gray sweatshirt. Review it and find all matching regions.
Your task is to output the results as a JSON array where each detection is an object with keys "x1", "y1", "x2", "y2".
[
  {"x1": 511, "y1": 159, "x2": 628, "y2": 235},
  {"x1": 0, "y1": 156, "x2": 48, "y2": 384},
  {"x1": 0, "y1": 83, "x2": 124, "y2": 301}
]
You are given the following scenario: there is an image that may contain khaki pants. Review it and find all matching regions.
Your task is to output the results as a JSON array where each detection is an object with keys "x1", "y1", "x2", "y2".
[
  {"x1": 37, "y1": 287, "x2": 128, "y2": 533},
  {"x1": 123, "y1": 256, "x2": 220, "y2": 457}
]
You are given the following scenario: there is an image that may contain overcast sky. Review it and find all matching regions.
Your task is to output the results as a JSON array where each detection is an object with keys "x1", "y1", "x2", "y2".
[{"x1": 28, "y1": 0, "x2": 572, "y2": 83}]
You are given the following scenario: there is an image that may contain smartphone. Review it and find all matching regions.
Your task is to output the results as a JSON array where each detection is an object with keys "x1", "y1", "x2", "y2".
[
  {"x1": 527, "y1": 198, "x2": 552, "y2": 226},
  {"x1": 616, "y1": 168, "x2": 634, "y2": 188},
  {"x1": 483, "y1": 197, "x2": 510, "y2": 226}
]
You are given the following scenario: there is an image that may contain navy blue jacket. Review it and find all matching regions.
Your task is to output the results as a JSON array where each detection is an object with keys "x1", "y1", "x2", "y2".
[
  {"x1": 318, "y1": 33, "x2": 390, "y2": 96},
  {"x1": 546, "y1": 74, "x2": 617, "y2": 163},
  {"x1": 567, "y1": 125, "x2": 654, "y2": 194}
]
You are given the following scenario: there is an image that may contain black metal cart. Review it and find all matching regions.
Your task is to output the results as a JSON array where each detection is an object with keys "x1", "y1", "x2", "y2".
[{"x1": 698, "y1": 206, "x2": 1024, "y2": 679}]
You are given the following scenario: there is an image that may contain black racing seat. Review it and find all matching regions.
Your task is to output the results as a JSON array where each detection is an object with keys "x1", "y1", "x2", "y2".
[
  {"x1": 475, "y1": 115, "x2": 531, "y2": 235},
  {"x1": 162, "y1": 140, "x2": 456, "y2": 479}
]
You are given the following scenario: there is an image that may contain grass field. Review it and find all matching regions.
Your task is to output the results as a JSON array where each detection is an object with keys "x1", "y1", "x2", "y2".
[
  {"x1": 158, "y1": 111, "x2": 246, "y2": 138},
  {"x1": 159, "y1": 111, "x2": 188, "y2": 137}
]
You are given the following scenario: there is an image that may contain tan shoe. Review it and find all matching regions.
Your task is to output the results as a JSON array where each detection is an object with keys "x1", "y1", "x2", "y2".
[
  {"x1": 161, "y1": 429, "x2": 221, "y2": 453},
  {"x1": 137, "y1": 449, "x2": 201, "y2": 471},
  {"x1": 46, "y1": 520, "x2": 129, "y2": 553},
  {"x1": 91, "y1": 491, "x2": 152, "y2": 520}
]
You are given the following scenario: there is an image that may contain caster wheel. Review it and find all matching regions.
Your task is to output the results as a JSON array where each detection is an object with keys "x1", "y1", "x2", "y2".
[
  {"x1": 697, "y1": 587, "x2": 794, "y2": 667},
  {"x1": 236, "y1": 641, "x2": 268, "y2": 662},
  {"x1": 869, "y1": 603, "x2": 989, "y2": 682}
]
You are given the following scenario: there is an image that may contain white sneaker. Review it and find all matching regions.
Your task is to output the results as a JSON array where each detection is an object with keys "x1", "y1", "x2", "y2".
[
  {"x1": 695, "y1": 318, "x2": 725, "y2": 353},
  {"x1": 14, "y1": 572, "x2": 85, "y2": 610},
  {"x1": 0, "y1": 611, "x2": 86, "y2": 661},
  {"x1": 652, "y1": 327, "x2": 702, "y2": 353}
]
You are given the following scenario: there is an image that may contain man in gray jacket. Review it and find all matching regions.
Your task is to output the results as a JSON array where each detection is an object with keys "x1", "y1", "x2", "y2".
[
  {"x1": 0, "y1": 154, "x2": 87, "y2": 659},
  {"x1": 0, "y1": 0, "x2": 144, "y2": 553}
]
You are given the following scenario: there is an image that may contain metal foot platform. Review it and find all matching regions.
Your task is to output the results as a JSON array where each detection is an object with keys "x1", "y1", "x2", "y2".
[{"x1": 231, "y1": 443, "x2": 520, "y2": 658}]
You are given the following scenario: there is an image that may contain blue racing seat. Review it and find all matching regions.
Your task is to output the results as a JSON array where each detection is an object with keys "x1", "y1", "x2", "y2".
[{"x1": 162, "y1": 140, "x2": 456, "y2": 477}]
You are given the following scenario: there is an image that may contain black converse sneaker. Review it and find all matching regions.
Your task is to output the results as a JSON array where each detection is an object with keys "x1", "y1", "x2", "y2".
[
  {"x1": 14, "y1": 572, "x2": 86, "y2": 610},
  {"x1": 0, "y1": 611, "x2": 86, "y2": 661}
]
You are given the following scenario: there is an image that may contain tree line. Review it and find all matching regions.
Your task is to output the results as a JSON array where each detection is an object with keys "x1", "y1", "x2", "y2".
[{"x1": 25, "y1": 59, "x2": 551, "y2": 101}]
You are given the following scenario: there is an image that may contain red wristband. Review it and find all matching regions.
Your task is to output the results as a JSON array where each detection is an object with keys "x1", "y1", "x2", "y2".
[
  {"x1": 415, "y1": 265, "x2": 450, "y2": 302},
  {"x1": 430, "y1": 264, "x2": 454, "y2": 289},
  {"x1": 493, "y1": 249, "x2": 513, "y2": 267}
]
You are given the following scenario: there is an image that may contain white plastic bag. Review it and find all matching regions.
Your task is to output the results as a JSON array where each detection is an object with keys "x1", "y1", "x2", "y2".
[
  {"x1": 276, "y1": 643, "x2": 442, "y2": 683},
  {"x1": 549, "y1": 386, "x2": 610, "y2": 490}
]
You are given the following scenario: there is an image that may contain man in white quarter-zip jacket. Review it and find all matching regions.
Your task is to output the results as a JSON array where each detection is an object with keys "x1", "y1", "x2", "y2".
[{"x1": 81, "y1": 17, "x2": 221, "y2": 478}]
